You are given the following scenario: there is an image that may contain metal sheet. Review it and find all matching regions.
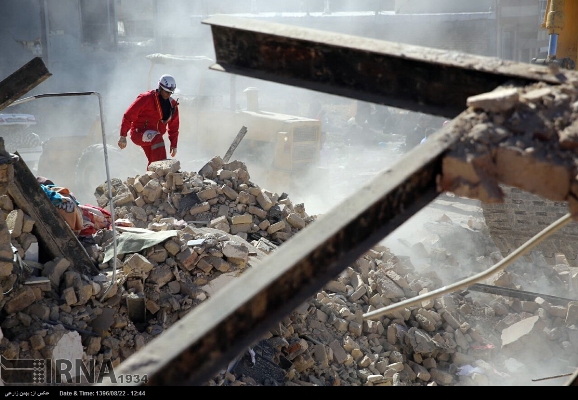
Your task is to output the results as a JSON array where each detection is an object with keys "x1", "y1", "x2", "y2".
[{"x1": 201, "y1": 15, "x2": 570, "y2": 119}]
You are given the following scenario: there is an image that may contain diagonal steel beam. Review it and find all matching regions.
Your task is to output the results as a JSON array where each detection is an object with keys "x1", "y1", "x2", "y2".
[{"x1": 201, "y1": 15, "x2": 567, "y2": 119}]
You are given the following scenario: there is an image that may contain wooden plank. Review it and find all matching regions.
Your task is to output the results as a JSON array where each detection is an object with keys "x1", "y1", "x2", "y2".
[
  {"x1": 8, "y1": 153, "x2": 99, "y2": 276},
  {"x1": 222, "y1": 126, "x2": 247, "y2": 163},
  {"x1": 201, "y1": 15, "x2": 574, "y2": 119},
  {"x1": 0, "y1": 57, "x2": 52, "y2": 111}
]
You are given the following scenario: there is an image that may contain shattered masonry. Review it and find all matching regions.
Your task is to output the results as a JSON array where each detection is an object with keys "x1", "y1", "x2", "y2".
[{"x1": 1, "y1": 148, "x2": 578, "y2": 386}]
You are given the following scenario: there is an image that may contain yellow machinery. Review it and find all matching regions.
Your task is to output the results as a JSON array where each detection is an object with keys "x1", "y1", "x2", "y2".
[{"x1": 533, "y1": 0, "x2": 578, "y2": 69}]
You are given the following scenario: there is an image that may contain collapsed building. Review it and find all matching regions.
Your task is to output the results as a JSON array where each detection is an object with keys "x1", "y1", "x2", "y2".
[
  {"x1": 2, "y1": 4, "x2": 578, "y2": 385},
  {"x1": 0, "y1": 136, "x2": 577, "y2": 386}
]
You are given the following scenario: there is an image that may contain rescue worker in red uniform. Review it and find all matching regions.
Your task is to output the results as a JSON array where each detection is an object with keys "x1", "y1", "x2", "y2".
[{"x1": 118, "y1": 74, "x2": 180, "y2": 167}]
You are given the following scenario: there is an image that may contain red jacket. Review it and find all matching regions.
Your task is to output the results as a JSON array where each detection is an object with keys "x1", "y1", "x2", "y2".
[{"x1": 120, "y1": 89, "x2": 180, "y2": 148}]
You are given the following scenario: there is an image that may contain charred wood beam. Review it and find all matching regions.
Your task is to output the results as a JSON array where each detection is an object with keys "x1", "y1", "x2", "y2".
[
  {"x1": 103, "y1": 115, "x2": 466, "y2": 386},
  {"x1": 0, "y1": 57, "x2": 52, "y2": 111},
  {"x1": 201, "y1": 15, "x2": 571, "y2": 119}
]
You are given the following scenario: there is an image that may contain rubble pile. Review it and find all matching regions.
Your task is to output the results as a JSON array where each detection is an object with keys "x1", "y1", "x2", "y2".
[
  {"x1": 0, "y1": 154, "x2": 577, "y2": 386},
  {"x1": 207, "y1": 227, "x2": 578, "y2": 386},
  {"x1": 94, "y1": 156, "x2": 314, "y2": 249},
  {"x1": 440, "y1": 77, "x2": 578, "y2": 207},
  {"x1": 439, "y1": 77, "x2": 578, "y2": 268}
]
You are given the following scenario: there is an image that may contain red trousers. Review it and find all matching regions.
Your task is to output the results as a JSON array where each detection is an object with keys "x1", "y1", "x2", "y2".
[{"x1": 130, "y1": 131, "x2": 167, "y2": 166}]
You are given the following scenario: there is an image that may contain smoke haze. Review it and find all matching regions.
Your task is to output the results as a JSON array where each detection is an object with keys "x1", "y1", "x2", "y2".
[{"x1": 1, "y1": 0, "x2": 572, "y2": 386}]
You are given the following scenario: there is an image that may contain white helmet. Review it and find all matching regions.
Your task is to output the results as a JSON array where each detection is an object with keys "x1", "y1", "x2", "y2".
[{"x1": 158, "y1": 74, "x2": 176, "y2": 93}]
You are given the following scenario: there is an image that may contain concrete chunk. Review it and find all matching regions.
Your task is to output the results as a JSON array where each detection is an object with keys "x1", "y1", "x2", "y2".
[
  {"x1": 42, "y1": 257, "x2": 71, "y2": 289},
  {"x1": 147, "y1": 264, "x2": 174, "y2": 288},
  {"x1": 190, "y1": 202, "x2": 211, "y2": 216},
  {"x1": 267, "y1": 220, "x2": 286, "y2": 234},
  {"x1": 197, "y1": 188, "x2": 218, "y2": 201},
  {"x1": 221, "y1": 184, "x2": 239, "y2": 200},
  {"x1": 231, "y1": 213, "x2": 252, "y2": 225},
  {"x1": 466, "y1": 87, "x2": 519, "y2": 113},
  {"x1": 286, "y1": 213, "x2": 305, "y2": 229},
  {"x1": 374, "y1": 271, "x2": 405, "y2": 299},
  {"x1": 123, "y1": 253, "x2": 154, "y2": 278},
  {"x1": 328, "y1": 340, "x2": 348, "y2": 364},
  {"x1": 222, "y1": 241, "x2": 249, "y2": 267},
  {"x1": 248, "y1": 205, "x2": 268, "y2": 219},
  {"x1": 4, "y1": 286, "x2": 36, "y2": 314},
  {"x1": 257, "y1": 190, "x2": 275, "y2": 211}
]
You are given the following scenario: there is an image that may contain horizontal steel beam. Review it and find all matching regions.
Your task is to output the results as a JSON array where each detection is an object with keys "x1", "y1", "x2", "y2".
[
  {"x1": 201, "y1": 15, "x2": 570, "y2": 119},
  {"x1": 103, "y1": 115, "x2": 464, "y2": 386}
]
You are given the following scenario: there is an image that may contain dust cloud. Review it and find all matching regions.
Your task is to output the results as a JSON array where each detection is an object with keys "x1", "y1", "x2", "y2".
[{"x1": 1, "y1": 0, "x2": 573, "y2": 386}]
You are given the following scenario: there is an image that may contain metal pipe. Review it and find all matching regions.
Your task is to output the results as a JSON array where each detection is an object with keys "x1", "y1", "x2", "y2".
[
  {"x1": 548, "y1": 33, "x2": 559, "y2": 59},
  {"x1": 363, "y1": 213, "x2": 573, "y2": 320},
  {"x1": 94, "y1": 92, "x2": 119, "y2": 300}
]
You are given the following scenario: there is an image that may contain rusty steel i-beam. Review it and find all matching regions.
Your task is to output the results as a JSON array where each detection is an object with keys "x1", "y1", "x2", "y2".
[{"x1": 202, "y1": 15, "x2": 565, "y2": 119}]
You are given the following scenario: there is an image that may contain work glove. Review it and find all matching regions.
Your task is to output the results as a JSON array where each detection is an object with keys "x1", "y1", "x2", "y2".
[
  {"x1": 118, "y1": 136, "x2": 127, "y2": 150},
  {"x1": 170, "y1": 147, "x2": 177, "y2": 157}
]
